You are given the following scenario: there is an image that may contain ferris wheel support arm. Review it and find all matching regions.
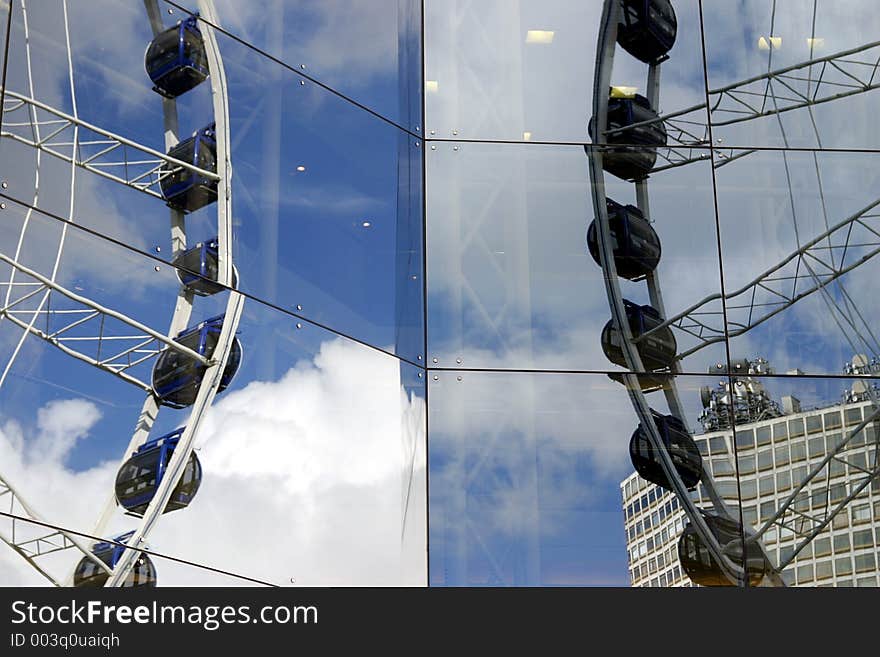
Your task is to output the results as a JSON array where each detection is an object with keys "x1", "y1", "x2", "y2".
[
  {"x1": 780, "y1": 461, "x2": 879, "y2": 570},
  {"x1": 748, "y1": 338, "x2": 880, "y2": 552},
  {"x1": 749, "y1": 402, "x2": 880, "y2": 562},
  {"x1": 605, "y1": 40, "x2": 880, "y2": 173},
  {"x1": 1, "y1": 90, "x2": 219, "y2": 202},
  {"x1": 0, "y1": 251, "x2": 211, "y2": 371},
  {"x1": 606, "y1": 39, "x2": 880, "y2": 137},
  {"x1": 635, "y1": 196, "x2": 880, "y2": 360},
  {"x1": 0, "y1": 471, "x2": 111, "y2": 586}
]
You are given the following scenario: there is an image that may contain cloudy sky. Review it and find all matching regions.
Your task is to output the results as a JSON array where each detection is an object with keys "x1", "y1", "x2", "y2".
[{"x1": 1, "y1": 0, "x2": 880, "y2": 587}]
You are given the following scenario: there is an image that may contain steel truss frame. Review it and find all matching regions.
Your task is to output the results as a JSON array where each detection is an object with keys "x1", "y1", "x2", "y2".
[
  {"x1": 0, "y1": 90, "x2": 220, "y2": 201},
  {"x1": 0, "y1": 0, "x2": 241, "y2": 587},
  {"x1": 637, "y1": 198, "x2": 880, "y2": 361},
  {"x1": 609, "y1": 40, "x2": 880, "y2": 173},
  {"x1": 0, "y1": 251, "x2": 211, "y2": 392}
]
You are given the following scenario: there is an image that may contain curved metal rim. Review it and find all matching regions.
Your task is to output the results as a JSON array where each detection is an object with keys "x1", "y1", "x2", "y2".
[
  {"x1": 73, "y1": 0, "x2": 243, "y2": 588},
  {"x1": 588, "y1": 0, "x2": 778, "y2": 587}
]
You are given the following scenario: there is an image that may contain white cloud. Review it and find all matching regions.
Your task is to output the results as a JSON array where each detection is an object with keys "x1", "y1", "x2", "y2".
[
  {"x1": 0, "y1": 337, "x2": 426, "y2": 587},
  {"x1": 0, "y1": 399, "x2": 118, "y2": 586},
  {"x1": 0, "y1": 333, "x2": 641, "y2": 589},
  {"x1": 28, "y1": 399, "x2": 101, "y2": 466}
]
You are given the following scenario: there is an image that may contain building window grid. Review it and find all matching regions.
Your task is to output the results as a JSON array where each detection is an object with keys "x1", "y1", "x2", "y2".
[{"x1": 623, "y1": 417, "x2": 880, "y2": 586}]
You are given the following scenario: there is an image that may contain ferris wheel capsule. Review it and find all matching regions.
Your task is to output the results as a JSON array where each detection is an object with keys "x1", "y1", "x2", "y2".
[
  {"x1": 73, "y1": 531, "x2": 157, "y2": 588},
  {"x1": 617, "y1": 0, "x2": 678, "y2": 64},
  {"x1": 587, "y1": 198, "x2": 662, "y2": 280},
  {"x1": 152, "y1": 314, "x2": 243, "y2": 409},
  {"x1": 588, "y1": 92, "x2": 667, "y2": 181},
  {"x1": 173, "y1": 237, "x2": 238, "y2": 296},
  {"x1": 601, "y1": 300, "x2": 677, "y2": 371},
  {"x1": 160, "y1": 124, "x2": 218, "y2": 213},
  {"x1": 115, "y1": 427, "x2": 203, "y2": 516},
  {"x1": 145, "y1": 15, "x2": 209, "y2": 98},
  {"x1": 677, "y1": 515, "x2": 769, "y2": 586},
  {"x1": 629, "y1": 411, "x2": 702, "y2": 490}
]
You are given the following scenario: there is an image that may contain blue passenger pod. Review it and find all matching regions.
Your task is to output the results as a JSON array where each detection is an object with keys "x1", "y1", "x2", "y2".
[
  {"x1": 145, "y1": 15, "x2": 209, "y2": 98},
  {"x1": 160, "y1": 124, "x2": 218, "y2": 213},
  {"x1": 630, "y1": 411, "x2": 702, "y2": 491},
  {"x1": 587, "y1": 198, "x2": 662, "y2": 280},
  {"x1": 73, "y1": 531, "x2": 157, "y2": 588},
  {"x1": 617, "y1": 0, "x2": 678, "y2": 64},
  {"x1": 115, "y1": 428, "x2": 202, "y2": 516},
  {"x1": 173, "y1": 238, "x2": 237, "y2": 296},
  {"x1": 589, "y1": 92, "x2": 667, "y2": 181},
  {"x1": 152, "y1": 315, "x2": 242, "y2": 409}
]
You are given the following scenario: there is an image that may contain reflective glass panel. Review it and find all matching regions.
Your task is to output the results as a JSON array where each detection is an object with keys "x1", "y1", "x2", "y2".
[
  {"x1": 176, "y1": 0, "x2": 423, "y2": 128},
  {"x1": 426, "y1": 142, "x2": 725, "y2": 373},
  {"x1": 701, "y1": 2, "x2": 880, "y2": 150},
  {"x1": 424, "y1": 0, "x2": 708, "y2": 144},
  {"x1": 714, "y1": 149, "x2": 880, "y2": 376},
  {"x1": 429, "y1": 371, "x2": 755, "y2": 586},
  {"x1": 0, "y1": 3, "x2": 425, "y2": 364},
  {"x1": 0, "y1": 206, "x2": 426, "y2": 586}
]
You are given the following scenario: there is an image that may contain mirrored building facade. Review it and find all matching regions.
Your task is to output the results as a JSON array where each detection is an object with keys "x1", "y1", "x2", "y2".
[{"x1": 0, "y1": 0, "x2": 879, "y2": 587}]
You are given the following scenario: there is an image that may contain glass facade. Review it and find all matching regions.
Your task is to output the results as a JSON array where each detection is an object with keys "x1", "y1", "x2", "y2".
[{"x1": 0, "y1": 0, "x2": 879, "y2": 588}]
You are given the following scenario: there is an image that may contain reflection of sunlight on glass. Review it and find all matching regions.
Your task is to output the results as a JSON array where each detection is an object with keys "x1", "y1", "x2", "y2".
[
  {"x1": 757, "y1": 35, "x2": 782, "y2": 50},
  {"x1": 806, "y1": 37, "x2": 824, "y2": 49},
  {"x1": 425, "y1": 80, "x2": 439, "y2": 93},
  {"x1": 295, "y1": 165, "x2": 306, "y2": 172},
  {"x1": 362, "y1": 220, "x2": 372, "y2": 228},
  {"x1": 525, "y1": 30, "x2": 554, "y2": 45},
  {"x1": 610, "y1": 86, "x2": 638, "y2": 98},
  {"x1": 522, "y1": 131, "x2": 532, "y2": 141}
]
